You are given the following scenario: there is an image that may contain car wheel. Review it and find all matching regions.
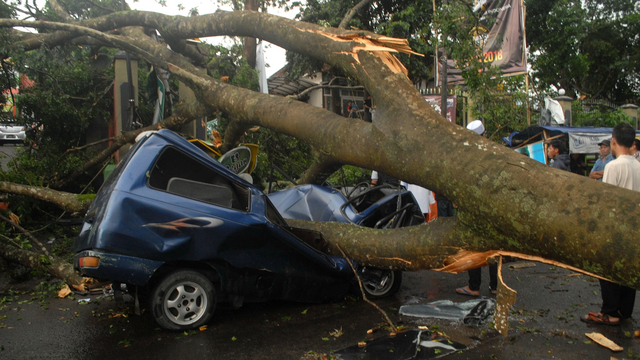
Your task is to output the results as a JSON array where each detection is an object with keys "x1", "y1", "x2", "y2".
[
  {"x1": 362, "y1": 270, "x2": 402, "y2": 299},
  {"x1": 150, "y1": 270, "x2": 216, "y2": 331}
]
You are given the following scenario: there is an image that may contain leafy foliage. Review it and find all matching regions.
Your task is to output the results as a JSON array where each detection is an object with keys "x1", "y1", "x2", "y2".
[
  {"x1": 572, "y1": 102, "x2": 635, "y2": 128},
  {"x1": 4, "y1": 45, "x2": 115, "y2": 191},
  {"x1": 526, "y1": 0, "x2": 640, "y2": 104},
  {"x1": 207, "y1": 43, "x2": 259, "y2": 91},
  {"x1": 205, "y1": 42, "x2": 313, "y2": 189},
  {"x1": 435, "y1": 2, "x2": 532, "y2": 139},
  {"x1": 325, "y1": 165, "x2": 371, "y2": 187}
]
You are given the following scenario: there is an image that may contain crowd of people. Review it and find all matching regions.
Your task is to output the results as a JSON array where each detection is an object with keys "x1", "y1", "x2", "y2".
[
  {"x1": 344, "y1": 96, "x2": 374, "y2": 122},
  {"x1": 544, "y1": 123, "x2": 640, "y2": 325}
]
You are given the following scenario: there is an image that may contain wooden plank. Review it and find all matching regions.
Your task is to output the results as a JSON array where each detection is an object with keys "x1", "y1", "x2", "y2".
[{"x1": 585, "y1": 333, "x2": 623, "y2": 352}]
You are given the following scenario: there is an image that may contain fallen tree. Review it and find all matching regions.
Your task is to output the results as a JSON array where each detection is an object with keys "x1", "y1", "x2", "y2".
[{"x1": 0, "y1": 7, "x2": 639, "y2": 294}]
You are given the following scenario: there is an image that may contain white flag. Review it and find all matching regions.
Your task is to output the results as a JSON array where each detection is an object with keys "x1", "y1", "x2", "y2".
[{"x1": 256, "y1": 41, "x2": 269, "y2": 94}]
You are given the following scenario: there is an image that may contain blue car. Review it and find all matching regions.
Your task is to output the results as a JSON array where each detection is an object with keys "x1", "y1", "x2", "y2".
[{"x1": 73, "y1": 130, "x2": 416, "y2": 331}]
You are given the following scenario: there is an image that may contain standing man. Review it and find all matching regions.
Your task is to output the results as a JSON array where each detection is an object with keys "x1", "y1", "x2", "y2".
[
  {"x1": 583, "y1": 123, "x2": 640, "y2": 326},
  {"x1": 589, "y1": 139, "x2": 614, "y2": 181},
  {"x1": 546, "y1": 139, "x2": 571, "y2": 171},
  {"x1": 363, "y1": 95, "x2": 373, "y2": 122},
  {"x1": 400, "y1": 181, "x2": 436, "y2": 222}
]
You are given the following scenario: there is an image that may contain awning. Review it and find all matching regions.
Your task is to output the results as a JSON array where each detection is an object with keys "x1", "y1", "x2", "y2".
[
  {"x1": 503, "y1": 125, "x2": 640, "y2": 154},
  {"x1": 267, "y1": 76, "x2": 318, "y2": 96}
]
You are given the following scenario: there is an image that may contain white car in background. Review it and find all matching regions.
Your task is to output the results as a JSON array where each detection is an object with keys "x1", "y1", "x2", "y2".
[{"x1": 0, "y1": 123, "x2": 26, "y2": 145}]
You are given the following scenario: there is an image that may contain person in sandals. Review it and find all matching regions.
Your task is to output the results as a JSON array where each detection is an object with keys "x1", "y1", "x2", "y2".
[{"x1": 583, "y1": 123, "x2": 640, "y2": 326}]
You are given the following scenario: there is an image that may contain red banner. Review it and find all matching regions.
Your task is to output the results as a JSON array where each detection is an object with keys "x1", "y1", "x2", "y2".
[{"x1": 424, "y1": 95, "x2": 457, "y2": 123}]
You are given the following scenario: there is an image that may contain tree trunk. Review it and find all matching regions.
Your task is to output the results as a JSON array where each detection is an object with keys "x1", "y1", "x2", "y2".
[
  {"x1": 242, "y1": 0, "x2": 258, "y2": 68},
  {"x1": 1, "y1": 10, "x2": 640, "y2": 291}
]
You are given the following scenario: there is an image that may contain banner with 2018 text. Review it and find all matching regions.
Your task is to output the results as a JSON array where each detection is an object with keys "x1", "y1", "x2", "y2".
[{"x1": 437, "y1": 0, "x2": 527, "y2": 85}]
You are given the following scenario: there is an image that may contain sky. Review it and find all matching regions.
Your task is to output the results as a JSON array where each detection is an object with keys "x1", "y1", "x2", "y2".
[{"x1": 129, "y1": 0, "x2": 297, "y2": 77}]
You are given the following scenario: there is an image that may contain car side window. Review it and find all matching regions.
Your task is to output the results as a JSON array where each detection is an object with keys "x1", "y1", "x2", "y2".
[{"x1": 147, "y1": 147, "x2": 250, "y2": 211}]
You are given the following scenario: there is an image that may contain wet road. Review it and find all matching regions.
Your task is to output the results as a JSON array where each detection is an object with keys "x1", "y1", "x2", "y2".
[
  {"x1": 0, "y1": 144, "x2": 21, "y2": 171},
  {"x1": 2, "y1": 264, "x2": 640, "y2": 359}
]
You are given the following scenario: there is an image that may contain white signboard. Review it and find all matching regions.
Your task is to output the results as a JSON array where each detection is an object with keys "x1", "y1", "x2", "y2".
[{"x1": 568, "y1": 132, "x2": 611, "y2": 154}]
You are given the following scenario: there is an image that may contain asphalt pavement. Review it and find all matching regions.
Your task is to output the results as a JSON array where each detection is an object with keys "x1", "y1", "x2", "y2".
[
  {"x1": 2, "y1": 263, "x2": 640, "y2": 359},
  {"x1": 0, "y1": 144, "x2": 22, "y2": 171}
]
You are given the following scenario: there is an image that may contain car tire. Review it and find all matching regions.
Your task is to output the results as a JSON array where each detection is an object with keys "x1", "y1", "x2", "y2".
[
  {"x1": 362, "y1": 270, "x2": 402, "y2": 299},
  {"x1": 150, "y1": 269, "x2": 216, "y2": 331}
]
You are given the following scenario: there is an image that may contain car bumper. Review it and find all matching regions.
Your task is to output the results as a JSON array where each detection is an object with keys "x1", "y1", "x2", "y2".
[
  {"x1": 74, "y1": 250, "x2": 164, "y2": 286},
  {"x1": 0, "y1": 133, "x2": 26, "y2": 141}
]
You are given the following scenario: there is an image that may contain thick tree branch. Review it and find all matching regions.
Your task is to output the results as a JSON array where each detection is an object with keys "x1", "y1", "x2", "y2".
[
  {"x1": 47, "y1": 0, "x2": 73, "y2": 22},
  {"x1": 0, "y1": 213, "x2": 53, "y2": 261},
  {"x1": 4, "y1": 10, "x2": 640, "y2": 294},
  {"x1": 0, "y1": 182, "x2": 93, "y2": 213},
  {"x1": 339, "y1": 0, "x2": 374, "y2": 29},
  {"x1": 298, "y1": 152, "x2": 343, "y2": 185}
]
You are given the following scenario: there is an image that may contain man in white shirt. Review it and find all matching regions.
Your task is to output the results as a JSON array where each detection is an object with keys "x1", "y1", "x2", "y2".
[
  {"x1": 583, "y1": 123, "x2": 640, "y2": 326},
  {"x1": 400, "y1": 181, "x2": 436, "y2": 222}
]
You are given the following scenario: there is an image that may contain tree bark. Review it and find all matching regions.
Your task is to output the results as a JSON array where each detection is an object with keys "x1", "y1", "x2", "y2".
[
  {"x1": 2, "y1": 10, "x2": 640, "y2": 292},
  {"x1": 298, "y1": 152, "x2": 343, "y2": 185},
  {"x1": 242, "y1": 0, "x2": 258, "y2": 68},
  {"x1": 0, "y1": 182, "x2": 93, "y2": 213}
]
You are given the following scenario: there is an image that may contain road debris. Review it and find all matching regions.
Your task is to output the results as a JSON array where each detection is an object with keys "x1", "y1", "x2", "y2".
[
  {"x1": 329, "y1": 327, "x2": 343, "y2": 338},
  {"x1": 57, "y1": 285, "x2": 72, "y2": 298},
  {"x1": 508, "y1": 262, "x2": 536, "y2": 270},
  {"x1": 585, "y1": 332, "x2": 623, "y2": 352},
  {"x1": 494, "y1": 257, "x2": 517, "y2": 336},
  {"x1": 399, "y1": 299, "x2": 495, "y2": 327}
]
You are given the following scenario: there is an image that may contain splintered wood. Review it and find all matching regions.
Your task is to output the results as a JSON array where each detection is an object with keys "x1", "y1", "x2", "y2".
[
  {"x1": 435, "y1": 250, "x2": 607, "y2": 281},
  {"x1": 434, "y1": 249, "x2": 612, "y2": 337},
  {"x1": 302, "y1": 30, "x2": 423, "y2": 75},
  {"x1": 494, "y1": 256, "x2": 517, "y2": 337}
]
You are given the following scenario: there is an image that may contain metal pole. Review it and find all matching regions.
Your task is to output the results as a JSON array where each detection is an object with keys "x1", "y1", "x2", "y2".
[
  {"x1": 122, "y1": 0, "x2": 136, "y2": 130},
  {"x1": 440, "y1": 0, "x2": 448, "y2": 117}
]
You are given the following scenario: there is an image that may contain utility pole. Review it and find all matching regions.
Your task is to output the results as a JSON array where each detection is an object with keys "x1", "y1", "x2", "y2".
[{"x1": 440, "y1": 0, "x2": 448, "y2": 118}]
